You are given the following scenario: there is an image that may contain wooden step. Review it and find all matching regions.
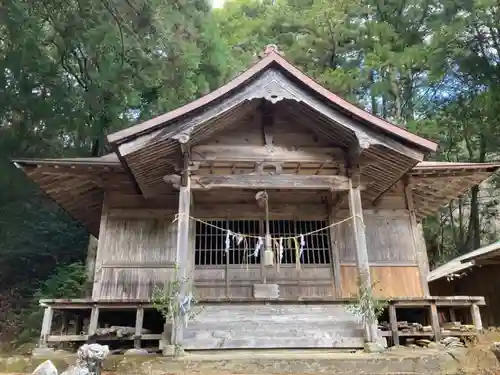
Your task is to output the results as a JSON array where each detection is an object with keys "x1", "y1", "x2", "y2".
[{"x1": 183, "y1": 304, "x2": 364, "y2": 349}]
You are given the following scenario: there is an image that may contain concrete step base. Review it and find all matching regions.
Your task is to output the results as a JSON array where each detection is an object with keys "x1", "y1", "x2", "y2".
[{"x1": 1, "y1": 348, "x2": 466, "y2": 375}]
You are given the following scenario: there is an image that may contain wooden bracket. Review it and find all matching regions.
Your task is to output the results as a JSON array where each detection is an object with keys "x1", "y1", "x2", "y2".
[
  {"x1": 255, "y1": 162, "x2": 283, "y2": 174},
  {"x1": 188, "y1": 161, "x2": 201, "y2": 172},
  {"x1": 164, "y1": 174, "x2": 181, "y2": 190},
  {"x1": 164, "y1": 158, "x2": 183, "y2": 173},
  {"x1": 331, "y1": 191, "x2": 349, "y2": 208},
  {"x1": 172, "y1": 132, "x2": 190, "y2": 155},
  {"x1": 346, "y1": 137, "x2": 370, "y2": 170}
]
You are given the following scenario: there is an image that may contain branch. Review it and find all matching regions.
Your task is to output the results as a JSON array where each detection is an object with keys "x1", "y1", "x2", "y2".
[{"x1": 100, "y1": 0, "x2": 125, "y2": 68}]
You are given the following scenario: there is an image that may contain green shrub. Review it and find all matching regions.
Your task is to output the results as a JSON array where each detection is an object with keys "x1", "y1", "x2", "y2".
[{"x1": 15, "y1": 262, "x2": 86, "y2": 344}]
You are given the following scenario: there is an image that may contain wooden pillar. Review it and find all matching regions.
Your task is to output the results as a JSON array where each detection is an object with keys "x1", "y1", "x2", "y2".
[
  {"x1": 471, "y1": 303, "x2": 483, "y2": 331},
  {"x1": 60, "y1": 312, "x2": 69, "y2": 335},
  {"x1": 134, "y1": 305, "x2": 144, "y2": 348},
  {"x1": 225, "y1": 219, "x2": 230, "y2": 297},
  {"x1": 328, "y1": 201, "x2": 342, "y2": 297},
  {"x1": 39, "y1": 306, "x2": 53, "y2": 348},
  {"x1": 92, "y1": 196, "x2": 108, "y2": 299},
  {"x1": 260, "y1": 219, "x2": 266, "y2": 284},
  {"x1": 88, "y1": 305, "x2": 99, "y2": 337},
  {"x1": 404, "y1": 180, "x2": 430, "y2": 296},
  {"x1": 347, "y1": 176, "x2": 379, "y2": 343},
  {"x1": 75, "y1": 315, "x2": 84, "y2": 335},
  {"x1": 388, "y1": 303, "x2": 399, "y2": 346},
  {"x1": 449, "y1": 308, "x2": 457, "y2": 322},
  {"x1": 429, "y1": 301, "x2": 441, "y2": 341},
  {"x1": 172, "y1": 152, "x2": 191, "y2": 346},
  {"x1": 85, "y1": 235, "x2": 98, "y2": 298}
]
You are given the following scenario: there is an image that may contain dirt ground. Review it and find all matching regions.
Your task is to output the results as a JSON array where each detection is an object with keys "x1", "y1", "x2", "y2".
[{"x1": 2, "y1": 331, "x2": 500, "y2": 375}]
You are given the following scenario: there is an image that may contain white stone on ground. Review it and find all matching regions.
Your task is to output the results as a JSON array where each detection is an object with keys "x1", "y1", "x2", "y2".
[{"x1": 32, "y1": 360, "x2": 58, "y2": 375}]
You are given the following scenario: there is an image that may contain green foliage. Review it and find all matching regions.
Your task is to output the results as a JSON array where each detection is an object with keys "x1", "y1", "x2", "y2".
[
  {"x1": 346, "y1": 279, "x2": 388, "y2": 324},
  {"x1": 2, "y1": 0, "x2": 500, "y2": 348},
  {"x1": 34, "y1": 262, "x2": 87, "y2": 300},
  {"x1": 15, "y1": 262, "x2": 87, "y2": 344},
  {"x1": 0, "y1": 0, "x2": 234, "y2": 344},
  {"x1": 151, "y1": 270, "x2": 202, "y2": 324},
  {"x1": 216, "y1": 0, "x2": 500, "y2": 267}
]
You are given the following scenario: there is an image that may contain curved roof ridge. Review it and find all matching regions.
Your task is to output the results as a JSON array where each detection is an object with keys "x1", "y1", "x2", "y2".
[{"x1": 107, "y1": 46, "x2": 438, "y2": 152}]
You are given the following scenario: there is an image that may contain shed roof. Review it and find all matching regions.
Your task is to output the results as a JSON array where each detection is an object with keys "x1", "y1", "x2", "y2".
[
  {"x1": 428, "y1": 241, "x2": 500, "y2": 282},
  {"x1": 12, "y1": 157, "x2": 500, "y2": 236},
  {"x1": 410, "y1": 161, "x2": 500, "y2": 219}
]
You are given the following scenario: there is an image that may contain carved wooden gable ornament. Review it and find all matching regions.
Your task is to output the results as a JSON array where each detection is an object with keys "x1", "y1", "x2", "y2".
[{"x1": 105, "y1": 45, "x2": 438, "y2": 199}]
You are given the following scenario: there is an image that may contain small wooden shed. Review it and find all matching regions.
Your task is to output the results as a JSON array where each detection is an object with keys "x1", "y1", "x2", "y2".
[
  {"x1": 12, "y1": 45, "x2": 500, "y2": 351},
  {"x1": 429, "y1": 242, "x2": 500, "y2": 327}
]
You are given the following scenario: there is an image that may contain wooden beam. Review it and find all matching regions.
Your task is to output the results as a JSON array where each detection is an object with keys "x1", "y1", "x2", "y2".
[
  {"x1": 190, "y1": 145, "x2": 344, "y2": 164},
  {"x1": 194, "y1": 203, "x2": 329, "y2": 220},
  {"x1": 39, "y1": 306, "x2": 53, "y2": 348},
  {"x1": 346, "y1": 138, "x2": 370, "y2": 171},
  {"x1": 107, "y1": 208, "x2": 177, "y2": 219},
  {"x1": 471, "y1": 303, "x2": 483, "y2": 331},
  {"x1": 85, "y1": 236, "x2": 98, "y2": 298},
  {"x1": 472, "y1": 259, "x2": 500, "y2": 265},
  {"x1": 92, "y1": 196, "x2": 108, "y2": 299},
  {"x1": 347, "y1": 178, "x2": 380, "y2": 343},
  {"x1": 388, "y1": 303, "x2": 399, "y2": 346},
  {"x1": 404, "y1": 179, "x2": 430, "y2": 296},
  {"x1": 106, "y1": 193, "x2": 179, "y2": 209},
  {"x1": 134, "y1": 305, "x2": 145, "y2": 349},
  {"x1": 429, "y1": 302, "x2": 441, "y2": 341},
  {"x1": 183, "y1": 173, "x2": 359, "y2": 191},
  {"x1": 88, "y1": 305, "x2": 99, "y2": 336},
  {"x1": 172, "y1": 153, "x2": 191, "y2": 346},
  {"x1": 60, "y1": 312, "x2": 69, "y2": 335}
]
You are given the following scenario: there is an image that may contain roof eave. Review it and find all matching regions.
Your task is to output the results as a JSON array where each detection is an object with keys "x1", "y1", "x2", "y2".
[
  {"x1": 12, "y1": 158, "x2": 121, "y2": 168},
  {"x1": 106, "y1": 50, "x2": 438, "y2": 153},
  {"x1": 106, "y1": 54, "x2": 278, "y2": 145},
  {"x1": 413, "y1": 161, "x2": 500, "y2": 172}
]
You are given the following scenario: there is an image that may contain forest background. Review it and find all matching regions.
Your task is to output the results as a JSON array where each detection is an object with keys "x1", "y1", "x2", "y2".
[{"x1": 1, "y1": 0, "x2": 499, "y2": 347}]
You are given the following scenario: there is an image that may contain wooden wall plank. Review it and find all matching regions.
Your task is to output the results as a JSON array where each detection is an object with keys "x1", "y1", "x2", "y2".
[
  {"x1": 101, "y1": 217, "x2": 177, "y2": 265},
  {"x1": 202, "y1": 110, "x2": 334, "y2": 148},
  {"x1": 194, "y1": 203, "x2": 328, "y2": 220},
  {"x1": 404, "y1": 182, "x2": 430, "y2": 296},
  {"x1": 98, "y1": 268, "x2": 174, "y2": 299},
  {"x1": 334, "y1": 210, "x2": 417, "y2": 264},
  {"x1": 93, "y1": 194, "x2": 421, "y2": 301},
  {"x1": 341, "y1": 265, "x2": 423, "y2": 298},
  {"x1": 94, "y1": 212, "x2": 181, "y2": 299},
  {"x1": 194, "y1": 266, "x2": 333, "y2": 298}
]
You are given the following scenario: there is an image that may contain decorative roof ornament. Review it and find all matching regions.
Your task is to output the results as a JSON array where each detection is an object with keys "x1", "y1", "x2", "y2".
[{"x1": 260, "y1": 44, "x2": 284, "y2": 59}]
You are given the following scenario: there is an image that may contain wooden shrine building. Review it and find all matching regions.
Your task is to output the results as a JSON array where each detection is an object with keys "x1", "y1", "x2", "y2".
[{"x1": 13, "y1": 45, "x2": 500, "y2": 352}]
